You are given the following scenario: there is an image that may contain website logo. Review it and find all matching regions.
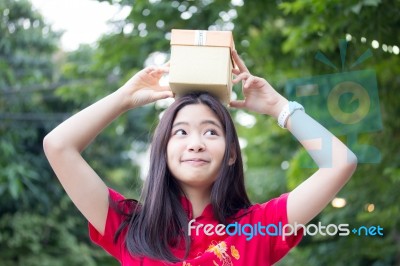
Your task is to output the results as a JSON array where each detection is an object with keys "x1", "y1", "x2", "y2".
[{"x1": 188, "y1": 220, "x2": 384, "y2": 241}]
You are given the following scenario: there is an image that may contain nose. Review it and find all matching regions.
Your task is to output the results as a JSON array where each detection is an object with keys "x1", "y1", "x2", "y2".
[{"x1": 187, "y1": 134, "x2": 205, "y2": 152}]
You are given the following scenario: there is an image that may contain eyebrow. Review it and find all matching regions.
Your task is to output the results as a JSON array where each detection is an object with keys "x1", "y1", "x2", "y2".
[{"x1": 172, "y1": 120, "x2": 223, "y2": 129}]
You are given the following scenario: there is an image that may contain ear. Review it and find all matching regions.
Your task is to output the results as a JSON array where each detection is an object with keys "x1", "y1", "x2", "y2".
[{"x1": 228, "y1": 146, "x2": 237, "y2": 166}]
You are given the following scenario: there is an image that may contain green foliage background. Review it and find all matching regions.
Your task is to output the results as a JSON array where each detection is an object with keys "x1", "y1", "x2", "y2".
[{"x1": 1, "y1": 0, "x2": 399, "y2": 265}]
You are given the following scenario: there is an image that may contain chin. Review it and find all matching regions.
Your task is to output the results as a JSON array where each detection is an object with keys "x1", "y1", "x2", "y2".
[{"x1": 177, "y1": 177, "x2": 215, "y2": 190}]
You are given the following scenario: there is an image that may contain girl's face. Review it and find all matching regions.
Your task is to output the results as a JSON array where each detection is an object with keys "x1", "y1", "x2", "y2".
[{"x1": 167, "y1": 104, "x2": 227, "y2": 191}]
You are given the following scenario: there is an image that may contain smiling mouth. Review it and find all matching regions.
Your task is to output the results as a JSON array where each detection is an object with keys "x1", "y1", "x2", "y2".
[
  {"x1": 182, "y1": 159, "x2": 210, "y2": 165},
  {"x1": 182, "y1": 158, "x2": 209, "y2": 162}
]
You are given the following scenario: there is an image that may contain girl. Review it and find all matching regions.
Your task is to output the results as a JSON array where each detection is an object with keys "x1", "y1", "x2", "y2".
[{"x1": 43, "y1": 51, "x2": 357, "y2": 265}]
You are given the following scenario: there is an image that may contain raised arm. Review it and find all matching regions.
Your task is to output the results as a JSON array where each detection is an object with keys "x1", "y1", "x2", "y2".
[
  {"x1": 43, "y1": 66, "x2": 173, "y2": 234},
  {"x1": 230, "y1": 50, "x2": 357, "y2": 226},
  {"x1": 285, "y1": 110, "x2": 357, "y2": 225}
]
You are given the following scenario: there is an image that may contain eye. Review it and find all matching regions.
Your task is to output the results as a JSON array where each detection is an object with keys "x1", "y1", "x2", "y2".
[
  {"x1": 173, "y1": 129, "x2": 187, "y2": 136},
  {"x1": 205, "y1": 129, "x2": 219, "y2": 136}
]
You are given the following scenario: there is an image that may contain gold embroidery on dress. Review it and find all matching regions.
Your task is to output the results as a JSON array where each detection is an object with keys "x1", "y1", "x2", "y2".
[
  {"x1": 230, "y1": 245, "x2": 240, "y2": 260},
  {"x1": 206, "y1": 241, "x2": 240, "y2": 266}
]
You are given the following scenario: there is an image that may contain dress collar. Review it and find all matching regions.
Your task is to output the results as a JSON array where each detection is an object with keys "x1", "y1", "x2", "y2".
[{"x1": 179, "y1": 196, "x2": 214, "y2": 220}]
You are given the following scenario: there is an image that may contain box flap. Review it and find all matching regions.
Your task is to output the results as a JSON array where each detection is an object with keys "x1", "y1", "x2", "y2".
[
  {"x1": 170, "y1": 29, "x2": 236, "y2": 67},
  {"x1": 170, "y1": 29, "x2": 234, "y2": 48}
]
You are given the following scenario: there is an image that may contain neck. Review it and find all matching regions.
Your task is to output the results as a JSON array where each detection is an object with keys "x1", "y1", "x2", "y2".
[{"x1": 181, "y1": 186, "x2": 212, "y2": 218}]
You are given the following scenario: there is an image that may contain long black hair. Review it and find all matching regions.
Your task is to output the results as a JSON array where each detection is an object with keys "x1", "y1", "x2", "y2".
[{"x1": 114, "y1": 92, "x2": 251, "y2": 262}]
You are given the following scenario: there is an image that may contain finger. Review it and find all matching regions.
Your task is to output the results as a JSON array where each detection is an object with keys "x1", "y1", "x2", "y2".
[
  {"x1": 244, "y1": 75, "x2": 256, "y2": 89},
  {"x1": 157, "y1": 65, "x2": 170, "y2": 73},
  {"x1": 149, "y1": 69, "x2": 165, "y2": 79},
  {"x1": 231, "y1": 50, "x2": 249, "y2": 73},
  {"x1": 229, "y1": 100, "x2": 246, "y2": 109},
  {"x1": 232, "y1": 67, "x2": 241, "y2": 76},
  {"x1": 150, "y1": 66, "x2": 169, "y2": 75},
  {"x1": 232, "y1": 72, "x2": 250, "y2": 84},
  {"x1": 149, "y1": 68, "x2": 170, "y2": 81},
  {"x1": 144, "y1": 66, "x2": 156, "y2": 74}
]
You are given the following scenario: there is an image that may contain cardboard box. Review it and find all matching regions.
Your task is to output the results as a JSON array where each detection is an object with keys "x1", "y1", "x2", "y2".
[{"x1": 169, "y1": 29, "x2": 235, "y2": 104}]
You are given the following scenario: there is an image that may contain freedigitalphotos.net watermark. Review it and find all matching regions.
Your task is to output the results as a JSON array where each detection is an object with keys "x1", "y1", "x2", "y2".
[
  {"x1": 188, "y1": 219, "x2": 384, "y2": 241},
  {"x1": 285, "y1": 39, "x2": 383, "y2": 165}
]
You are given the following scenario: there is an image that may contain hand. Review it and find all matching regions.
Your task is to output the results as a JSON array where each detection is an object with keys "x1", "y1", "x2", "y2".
[
  {"x1": 230, "y1": 50, "x2": 288, "y2": 118},
  {"x1": 119, "y1": 65, "x2": 173, "y2": 110}
]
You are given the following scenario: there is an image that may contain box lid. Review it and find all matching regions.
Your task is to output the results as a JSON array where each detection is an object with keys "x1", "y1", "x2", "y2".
[{"x1": 170, "y1": 29, "x2": 234, "y2": 48}]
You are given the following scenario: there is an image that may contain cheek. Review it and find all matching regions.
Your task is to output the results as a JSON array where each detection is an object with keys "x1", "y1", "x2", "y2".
[
  {"x1": 213, "y1": 141, "x2": 227, "y2": 161},
  {"x1": 166, "y1": 140, "x2": 179, "y2": 163}
]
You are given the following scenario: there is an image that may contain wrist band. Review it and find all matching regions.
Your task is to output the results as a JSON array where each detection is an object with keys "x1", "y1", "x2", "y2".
[{"x1": 277, "y1": 101, "x2": 305, "y2": 128}]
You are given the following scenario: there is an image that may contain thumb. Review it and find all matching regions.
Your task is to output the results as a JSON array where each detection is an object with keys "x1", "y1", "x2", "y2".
[
  {"x1": 157, "y1": 85, "x2": 172, "y2": 91},
  {"x1": 152, "y1": 90, "x2": 174, "y2": 101},
  {"x1": 229, "y1": 100, "x2": 246, "y2": 109}
]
